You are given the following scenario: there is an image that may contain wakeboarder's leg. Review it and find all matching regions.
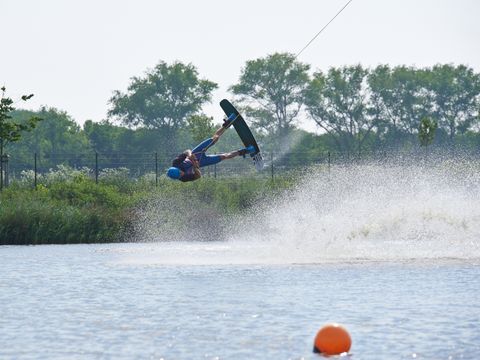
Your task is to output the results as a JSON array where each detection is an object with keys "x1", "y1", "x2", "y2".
[
  {"x1": 220, "y1": 150, "x2": 242, "y2": 160},
  {"x1": 199, "y1": 146, "x2": 254, "y2": 167},
  {"x1": 220, "y1": 146, "x2": 254, "y2": 160}
]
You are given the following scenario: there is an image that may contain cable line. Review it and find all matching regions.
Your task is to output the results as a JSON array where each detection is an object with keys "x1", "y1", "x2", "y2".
[{"x1": 295, "y1": 0, "x2": 354, "y2": 58}]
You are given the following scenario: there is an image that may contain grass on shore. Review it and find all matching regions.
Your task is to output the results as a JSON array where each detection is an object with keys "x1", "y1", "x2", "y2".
[{"x1": 0, "y1": 171, "x2": 298, "y2": 245}]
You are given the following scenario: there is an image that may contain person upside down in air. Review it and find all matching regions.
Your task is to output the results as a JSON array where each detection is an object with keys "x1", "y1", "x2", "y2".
[{"x1": 166, "y1": 117, "x2": 255, "y2": 182}]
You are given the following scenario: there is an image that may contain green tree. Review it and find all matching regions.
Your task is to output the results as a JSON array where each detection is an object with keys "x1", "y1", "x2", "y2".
[
  {"x1": 304, "y1": 65, "x2": 374, "y2": 153},
  {"x1": 187, "y1": 114, "x2": 215, "y2": 144},
  {"x1": 368, "y1": 65, "x2": 431, "y2": 147},
  {"x1": 36, "y1": 107, "x2": 90, "y2": 155},
  {"x1": 83, "y1": 119, "x2": 130, "y2": 169},
  {"x1": 108, "y1": 61, "x2": 217, "y2": 131},
  {"x1": 418, "y1": 117, "x2": 437, "y2": 149},
  {"x1": 282, "y1": 129, "x2": 332, "y2": 166},
  {"x1": 427, "y1": 64, "x2": 480, "y2": 142},
  {"x1": 0, "y1": 87, "x2": 41, "y2": 189},
  {"x1": 9, "y1": 108, "x2": 91, "y2": 171},
  {"x1": 230, "y1": 53, "x2": 310, "y2": 140},
  {"x1": 84, "y1": 119, "x2": 126, "y2": 154}
]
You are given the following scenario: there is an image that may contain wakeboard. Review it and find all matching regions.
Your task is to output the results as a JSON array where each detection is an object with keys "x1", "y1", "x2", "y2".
[{"x1": 219, "y1": 99, "x2": 264, "y2": 171}]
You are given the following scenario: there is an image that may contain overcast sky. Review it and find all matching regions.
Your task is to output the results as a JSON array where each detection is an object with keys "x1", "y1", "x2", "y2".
[{"x1": 1, "y1": 0, "x2": 479, "y2": 130}]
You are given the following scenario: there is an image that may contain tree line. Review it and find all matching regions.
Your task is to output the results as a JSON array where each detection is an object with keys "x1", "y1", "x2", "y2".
[{"x1": 3, "y1": 53, "x2": 480, "y2": 174}]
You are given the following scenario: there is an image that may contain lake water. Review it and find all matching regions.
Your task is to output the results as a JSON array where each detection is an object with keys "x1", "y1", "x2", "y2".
[
  {"x1": 1, "y1": 244, "x2": 479, "y2": 360},
  {"x1": 2, "y1": 163, "x2": 480, "y2": 359}
]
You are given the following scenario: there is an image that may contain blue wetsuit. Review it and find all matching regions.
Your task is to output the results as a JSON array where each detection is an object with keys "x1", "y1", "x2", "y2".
[{"x1": 172, "y1": 138, "x2": 222, "y2": 182}]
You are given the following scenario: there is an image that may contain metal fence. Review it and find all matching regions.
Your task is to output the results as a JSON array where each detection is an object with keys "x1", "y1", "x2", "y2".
[{"x1": 1, "y1": 148, "x2": 479, "y2": 189}]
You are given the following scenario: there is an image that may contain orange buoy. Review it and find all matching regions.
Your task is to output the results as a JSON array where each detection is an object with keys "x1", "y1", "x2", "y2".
[{"x1": 313, "y1": 323, "x2": 352, "y2": 355}]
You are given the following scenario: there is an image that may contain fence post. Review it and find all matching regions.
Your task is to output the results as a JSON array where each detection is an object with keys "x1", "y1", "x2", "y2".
[
  {"x1": 328, "y1": 151, "x2": 331, "y2": 173},
  {"x1": 0, "y1": 154, "x2": 9, "y2": 189},
  {"x1": 155, "y1": 152, "x2": 158, "y2": 187},
  {"x1": 34, "y1": 152, "x2": 38, "y2": 189},
  {"x1": 5, "y1": 155, "x2": 9, "y2": 187},
  {"x1": 0, "y1": 154, "x2": 3, "y2": 191},
  {"x1": 270, "y1": 152, "x2": 274, "y2": 182},
  {"x1": 95, "y1": 152, "x2": 98, "y2": 184}
]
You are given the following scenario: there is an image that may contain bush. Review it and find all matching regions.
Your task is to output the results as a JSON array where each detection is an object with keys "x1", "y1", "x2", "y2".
[
  {"x1": 0, "y1": 194, "x2": 128, "y2": 244},
  {"x1": 0, "y1": 174, "x2": 297, "y2": 244},
  {"x1": 48, "y1": 179, "x2": 128, "y2": 209}
]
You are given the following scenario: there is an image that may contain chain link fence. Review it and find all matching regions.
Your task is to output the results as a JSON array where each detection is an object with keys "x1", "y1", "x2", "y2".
[{"x1": 1, "y1": 148, "x2": 480, "y2": 189}]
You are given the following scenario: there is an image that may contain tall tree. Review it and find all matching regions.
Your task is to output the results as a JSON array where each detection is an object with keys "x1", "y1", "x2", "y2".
[
  {"x1": 9, "y1": 108, "x2": 91, "y2": 171},
  {"x1": 108, "y1": 61, "x2": 217, "y2": 131},
  {"x1": 230, "y1": 52, "x2": 310, "y2": 141},
  {"x1": 84, "y1": 119, "x2": 125, "y2": 154},
  {"x1": 427, "y1": 64, "x2": 480, "y2": 141},
  {"x1": 0, "y1": 87, "x2": 41, "y2": 189},
  {"x1": 368, "y1": 65, "x2": 431, "y2": 147},
  {"x1": 304, "y1": 65, "x2": 374, "y2": 153},
  {"x1": 187, "y1": 114, "x2": 215, "y2": 144},
  {"x1": 37, "y1": 107, "x2": 90, "y2": 155}
]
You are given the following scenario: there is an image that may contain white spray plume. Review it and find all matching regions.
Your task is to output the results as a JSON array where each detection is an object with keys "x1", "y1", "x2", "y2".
[{"x1": 125, "y1": 159, "x2": 480, "y2": 265}]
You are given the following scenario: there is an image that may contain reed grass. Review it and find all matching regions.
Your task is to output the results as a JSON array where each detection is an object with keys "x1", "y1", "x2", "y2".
[{"x1": 0, "y1": 173, "x2": 297, "y2": 244}]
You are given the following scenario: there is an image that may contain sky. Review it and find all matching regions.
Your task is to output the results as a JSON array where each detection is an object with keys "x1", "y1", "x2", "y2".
[{"x1": 1, "y1": 0, "x2": 480, "y2": 131}]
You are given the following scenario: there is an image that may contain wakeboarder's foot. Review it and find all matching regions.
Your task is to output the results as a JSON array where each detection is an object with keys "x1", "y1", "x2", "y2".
[
  {"x1": 238, "y1": 145, "x2": 255, "y2": 158},
  {"x1": 245, "y1": 145, "x2": 255, "y2": 154}
]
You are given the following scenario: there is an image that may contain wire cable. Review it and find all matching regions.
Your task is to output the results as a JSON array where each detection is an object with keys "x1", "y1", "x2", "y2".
[{"x1": 295, "y1": 0, "x2": 354, "y2": 59}]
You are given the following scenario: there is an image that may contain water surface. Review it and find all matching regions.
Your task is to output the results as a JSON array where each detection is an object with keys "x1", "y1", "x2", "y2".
[{"x1": 1, "y1": 244, "x2": 479, "y2": 359}]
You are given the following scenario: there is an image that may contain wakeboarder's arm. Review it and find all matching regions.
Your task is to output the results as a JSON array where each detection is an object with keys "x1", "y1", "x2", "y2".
[
  {"x1": 193, "y1": 166, "x2": 202, "y2": 180},
  {"x1": 191, "y1": 156, "x2": 202, "y2": 180},
  {"x1": 184, "y1": 149, "x2": 201, "y2": 179},
  {"x1": 186, "y1": 150, "x2": 200, "y2": 168}
]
